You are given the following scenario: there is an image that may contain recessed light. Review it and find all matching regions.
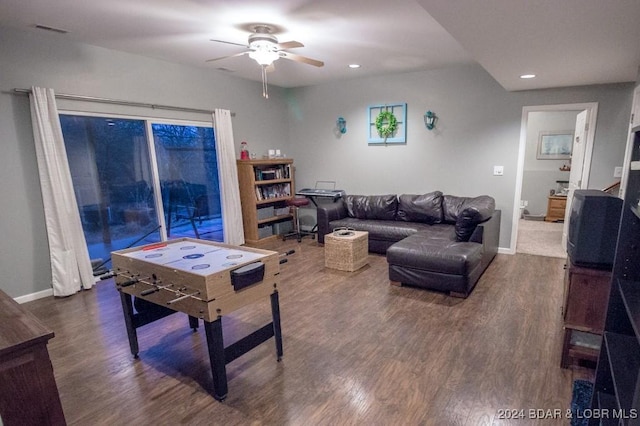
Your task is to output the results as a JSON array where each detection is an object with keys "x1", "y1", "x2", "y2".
[
  {"x1": 520, "y1": 74, "x2": 536, "y2": 79},
  {"x1": 348, "y1": 64, "x2": 361, "y2": 69}
]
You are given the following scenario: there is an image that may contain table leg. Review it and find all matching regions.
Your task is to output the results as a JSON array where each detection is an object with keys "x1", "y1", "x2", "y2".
[
  {"x1": 204, "y1": 318, "x2": 228, "y2": 401},
  {"x1": 188, "y1": 315, "x2": 199, "y2": 331},
  {"x1": 118, "y1": 292, "x2": 139, "y2": 358},
  {"x1": 270, "y1": 291, "x2": 284, "y2": 361}
]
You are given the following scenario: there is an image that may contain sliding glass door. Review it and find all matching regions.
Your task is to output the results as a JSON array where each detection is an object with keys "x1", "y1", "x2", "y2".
[
  {"x1": 59, "y1": 114, "x2": 223, "y2": 266},
  {"x1": 152, "y1": 123, "x2": 222, "y2": 240}
]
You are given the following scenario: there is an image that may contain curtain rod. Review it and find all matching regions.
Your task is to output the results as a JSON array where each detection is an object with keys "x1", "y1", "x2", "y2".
[{"x1": 12, "y1": 88, "x2": 235, "y2": 116}]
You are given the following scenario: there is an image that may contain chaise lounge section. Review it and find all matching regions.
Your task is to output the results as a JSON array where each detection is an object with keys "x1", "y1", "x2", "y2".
[{"x1": 316, "y1": 192, "x2": 500, "y2": 297}]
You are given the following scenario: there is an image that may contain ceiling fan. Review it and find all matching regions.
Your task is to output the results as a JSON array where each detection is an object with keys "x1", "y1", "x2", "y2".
[{"x1": 207, "y1": 24, "x2": 324, "y2": 98}]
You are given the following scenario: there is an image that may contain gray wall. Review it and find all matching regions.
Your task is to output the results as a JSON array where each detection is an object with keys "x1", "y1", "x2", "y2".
[
  {"x1": 287, "y1": 66, "x2": 633, "y2": 250},
  {"x1": 0, "y1": 26, "x2": 634, "y2": 299}
]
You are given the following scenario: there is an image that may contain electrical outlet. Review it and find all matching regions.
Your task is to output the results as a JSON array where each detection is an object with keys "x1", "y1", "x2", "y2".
[
  {"x1": 493, "y1": 166, "x2": 504, "y2": 176},
  {"x1": 614, "y1": 166, "x2": 623, "y2": 178}
]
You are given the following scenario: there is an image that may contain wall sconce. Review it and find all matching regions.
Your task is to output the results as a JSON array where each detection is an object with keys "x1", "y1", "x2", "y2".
[
  {"x1": 424, "y1": 110, "x2": 437, "y2": 130},
  {"x1": 337, "y1": 117, "x2": 347, "y2": 134}
]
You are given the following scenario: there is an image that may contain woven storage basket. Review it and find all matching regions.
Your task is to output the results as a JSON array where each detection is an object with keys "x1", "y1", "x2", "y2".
[{"x1": 324, "y1": 229, "x2": 368, "y2": 271}]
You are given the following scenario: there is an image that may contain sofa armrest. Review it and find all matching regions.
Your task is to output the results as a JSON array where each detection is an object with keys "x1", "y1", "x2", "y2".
[
  {"x1": 470, "y1": 209, "x2": 500, "y2": 261},
  {"x1": 316, "y1": 200, "x2": 348, "y2": 244}
]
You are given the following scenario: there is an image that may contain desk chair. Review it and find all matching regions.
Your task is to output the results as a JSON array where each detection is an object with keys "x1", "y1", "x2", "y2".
[{"x1": 282, "y1": 197, "x2": 315, "y2": 242}]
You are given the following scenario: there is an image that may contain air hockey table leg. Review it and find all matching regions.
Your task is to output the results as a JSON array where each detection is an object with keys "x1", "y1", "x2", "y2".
[
  {"x1": 204, "y1": 317, "x2": 228, "y2": 401},
  {"x1": 270, "y1": 290, "x2": 284, "y2": 361}
]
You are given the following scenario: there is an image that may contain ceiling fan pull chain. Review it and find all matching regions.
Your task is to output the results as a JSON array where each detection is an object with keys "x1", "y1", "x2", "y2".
[{"x1": 262, "y1": 65, "x2": 269, "y2": 99}]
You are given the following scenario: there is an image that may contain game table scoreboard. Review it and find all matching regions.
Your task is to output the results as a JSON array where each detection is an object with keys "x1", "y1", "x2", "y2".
[{"x1": 112, "y1": 238, "x2": 284, "y2": 401}]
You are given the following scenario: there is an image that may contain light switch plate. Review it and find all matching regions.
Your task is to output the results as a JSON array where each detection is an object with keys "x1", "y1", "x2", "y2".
[
  {"x1": 493, "y1": 166, "x2": 504, "y2": 176},
  {"x1": 614, "y1": 166, "x2": 623, "y2": 178}
]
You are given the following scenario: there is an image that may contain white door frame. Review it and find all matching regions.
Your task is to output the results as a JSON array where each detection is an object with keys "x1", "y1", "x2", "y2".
[
  {"x1": 619, "y1": 85, "x2": 640, "y2": 200},
  {"x1": 509, "y1": 102, "x2": 599, "y2": 254}
]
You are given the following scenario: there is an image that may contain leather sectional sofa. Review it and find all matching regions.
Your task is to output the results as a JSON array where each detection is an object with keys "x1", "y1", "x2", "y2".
[{"x1": 316, "y1": 192, "x2": 500, "y2": 297}]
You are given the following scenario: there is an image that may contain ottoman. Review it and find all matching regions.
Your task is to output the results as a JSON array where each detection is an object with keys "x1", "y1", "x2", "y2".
[
  {"x1": 386, "y1": 233, "x2": 484, "y2": 297},
  {"x1": 325, "y1": 230, "x2": 369, "y2": 271}
]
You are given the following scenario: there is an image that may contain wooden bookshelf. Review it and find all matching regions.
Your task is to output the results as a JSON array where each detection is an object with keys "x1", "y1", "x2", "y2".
[{"x1": 237, "y1": 158, "x2": 295, "y2": 244}]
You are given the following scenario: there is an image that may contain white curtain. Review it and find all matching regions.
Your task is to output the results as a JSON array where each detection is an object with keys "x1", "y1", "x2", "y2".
[
  {"x1": 213, "y1": 109, "x2": 245, "y2": 245},
  {"x1": 30, "y1": 87, "x2": 94, "y2": 296}
]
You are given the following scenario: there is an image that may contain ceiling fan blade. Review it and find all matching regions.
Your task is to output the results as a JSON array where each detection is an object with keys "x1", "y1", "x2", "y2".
[
  {"x1": 279, "y1": 51, "x2": 324, "y2": 67},
  {"x1": 277, "y1": 40, "x2": 304, "y2": 50},
  {"x1": 209, "y1": 39, "x2": 247, "y2": 48},
  {"x1": 205, "y1": 51, "x2": 249, "y2": 63}
]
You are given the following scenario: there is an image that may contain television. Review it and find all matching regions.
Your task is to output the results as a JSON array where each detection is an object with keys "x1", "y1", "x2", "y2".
[{"x1": 567, "y1": 189, "x2": 622, "y2": 270}]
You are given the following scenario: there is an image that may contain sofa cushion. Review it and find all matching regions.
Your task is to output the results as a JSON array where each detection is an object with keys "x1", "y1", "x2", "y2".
[
  {"x1": 396, "y1": 191, "x2": 444, "y2": 224},
  {"x1": 455, "y1": 196, "x2": 496, "y2": 242},
  {"x1": 329, "y1": 218, "x2": 447, "y2": 242},
  {"x1": 345, "y1": 194, "x2": 398, "y2": 220},
  {"x1": 442, "y1": 195, "x2": 468, "y2": 223},
  {"x1": 387, "y1": 233, "x2": 484, "y2": 276},
  {"x1": 441, "y1": 195, "x2": 496, "y2": 242},
  {"x1": 442, "y1": 195, "x2": 495, "y2": 221}
]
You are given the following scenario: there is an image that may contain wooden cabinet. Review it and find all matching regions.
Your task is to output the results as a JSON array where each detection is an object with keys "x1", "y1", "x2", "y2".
[
  {"x1": 0, "y1": 289, "x2": 66, "y2": 425},
  {"x1": 237, "y1": 159, "x2": 295, "y2": 244},
  {"x1": 561, "y1": 258, "x2": 611, "y2": 368},
  {"x1": 545, "y1": 195, "x2": 567, "y2": 222},
  {"x1": 589, "y1": 128, "x2": 640, "y2": 424}
]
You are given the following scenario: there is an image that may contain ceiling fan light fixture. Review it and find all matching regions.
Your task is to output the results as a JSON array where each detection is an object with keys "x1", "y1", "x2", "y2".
[
  {"x1": 249, "y1": 49, "x2": 279, "y2": 66},
  {"x1": 248, "y1": 40, "x2": 279, "y2": 66}
]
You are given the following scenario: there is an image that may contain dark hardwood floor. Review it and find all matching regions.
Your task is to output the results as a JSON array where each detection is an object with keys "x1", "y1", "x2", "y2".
[{"x1": 24, "y1": 239, "x2": 591, "y2": 425}]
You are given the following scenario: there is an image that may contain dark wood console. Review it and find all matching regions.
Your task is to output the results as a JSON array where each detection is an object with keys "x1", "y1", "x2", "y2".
[
  {"x1": 0, "y1": 289, "x2": 66, "y2": 425},
  {"x1": 561, "y1": 257, "x2": 612, "y2": 368}
]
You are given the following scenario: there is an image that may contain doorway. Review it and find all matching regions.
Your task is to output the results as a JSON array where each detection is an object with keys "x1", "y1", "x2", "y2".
[{"x1": 512, "y1": 103, "x2": 598, "y2": 257}]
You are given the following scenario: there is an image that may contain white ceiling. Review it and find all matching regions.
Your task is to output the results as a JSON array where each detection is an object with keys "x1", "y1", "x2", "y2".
[{"x1": 1, "y1": 0, "x2": 639, "y2": 91}]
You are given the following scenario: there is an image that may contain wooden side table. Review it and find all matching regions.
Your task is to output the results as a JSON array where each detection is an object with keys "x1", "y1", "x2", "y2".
[
  {"x1": 545, "y1": 195, "x2": 567, "y2": 222},
  {"x1": 325, "y1": 230, "x2": 368, "y2": 272},
  {"x1": 560, "y1": 257, "x2": 612, "y2": 368}
]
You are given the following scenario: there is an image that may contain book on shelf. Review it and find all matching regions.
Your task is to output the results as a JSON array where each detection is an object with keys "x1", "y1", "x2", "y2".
[
  {"x1": 261, "y1": 169, "x2": 277, "y2": 180},
  {"x1": 254, "y1": 183, "x2": 291, "y2": 201},
  {"x1": 255, "y1": 165, "x2": 291, "y2": 181}
]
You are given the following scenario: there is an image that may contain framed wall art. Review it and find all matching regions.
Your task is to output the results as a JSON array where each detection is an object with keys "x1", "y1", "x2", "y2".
[
  {"x1": 368, "y1": 103, "x2": 406, "y2": 144},
  {"x1": 537, "y1": 131, "x2": 573, "y2": 160}
]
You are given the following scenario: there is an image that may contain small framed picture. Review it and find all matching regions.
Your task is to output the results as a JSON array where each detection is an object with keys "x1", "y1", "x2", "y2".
[{"x1": 537, "y1": 131, "x2": 573, "y2": 160}]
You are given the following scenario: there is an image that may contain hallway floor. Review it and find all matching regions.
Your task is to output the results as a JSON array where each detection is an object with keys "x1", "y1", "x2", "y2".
[{"x1": 516, "y1": 218, "x2": 566, "y2": 259}]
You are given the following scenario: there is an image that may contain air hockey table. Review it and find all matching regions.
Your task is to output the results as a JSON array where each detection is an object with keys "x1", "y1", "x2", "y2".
[{"x1": 111, "y1": 237, "x2": 284, "y2": 401}]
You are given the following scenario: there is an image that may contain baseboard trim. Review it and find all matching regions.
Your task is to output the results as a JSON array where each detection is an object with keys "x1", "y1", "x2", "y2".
[
  {"x1": 498, "y1": 247, "x2": 515, "y2": 255},
  {"x1": 14, "y1": 288, "x2": 54, "y2": 304}
]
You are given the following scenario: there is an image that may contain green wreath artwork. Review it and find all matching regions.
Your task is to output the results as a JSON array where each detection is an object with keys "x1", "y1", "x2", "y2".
[{"x1": 375, "y1": 110, "x2": 398, "y2": 139}]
